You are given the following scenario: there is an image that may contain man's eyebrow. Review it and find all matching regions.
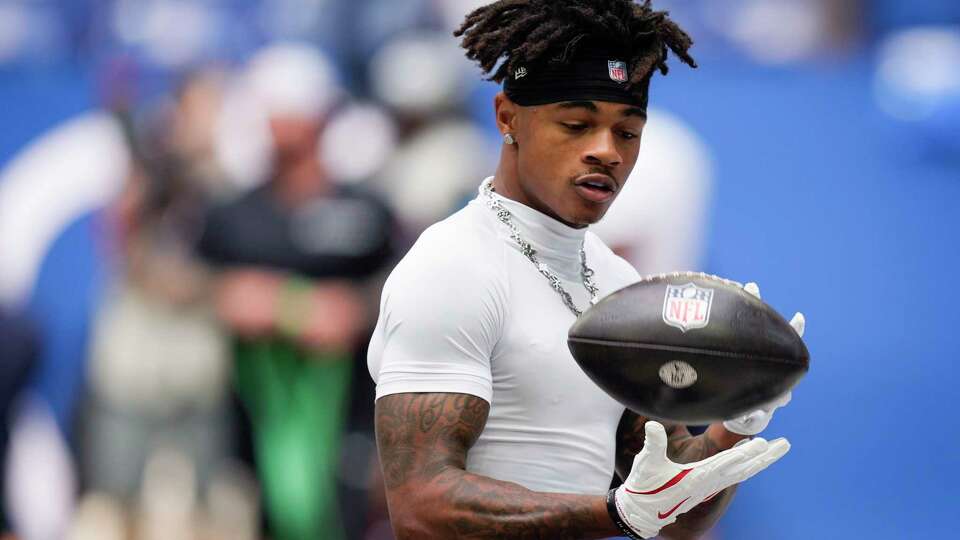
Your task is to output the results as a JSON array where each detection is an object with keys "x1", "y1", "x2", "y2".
[
  {"x1": 622, "y1": 106, "x2": 647, "y2": 118},
  {"x1": 557, "y1": 101, "x2": 599, "y2": 112}
]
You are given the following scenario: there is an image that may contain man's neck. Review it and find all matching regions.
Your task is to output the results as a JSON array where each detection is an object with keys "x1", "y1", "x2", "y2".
[{"x1": 271, "y1": 156, "x2": 331, "y2": 207}]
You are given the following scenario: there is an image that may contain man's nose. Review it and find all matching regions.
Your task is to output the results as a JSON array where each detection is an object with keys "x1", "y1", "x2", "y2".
[{"x1": 583, "y1": 131, "x2": 622, "y2": 168}]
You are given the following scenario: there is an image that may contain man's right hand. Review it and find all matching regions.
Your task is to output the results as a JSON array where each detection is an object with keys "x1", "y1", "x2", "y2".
[{"x1": 612, "y1": 421, "x2": 790, "y2": 539}]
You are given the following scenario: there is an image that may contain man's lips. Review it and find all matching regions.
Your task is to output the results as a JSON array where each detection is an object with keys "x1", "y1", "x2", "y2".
[{"x1": 573, "y1": 173, "x2": 618, "y2": 203}]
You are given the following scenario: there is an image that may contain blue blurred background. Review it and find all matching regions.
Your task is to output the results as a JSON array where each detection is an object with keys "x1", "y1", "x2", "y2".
[{"x1": 0, "y1": 1, "x2": 958, "y2": 539}]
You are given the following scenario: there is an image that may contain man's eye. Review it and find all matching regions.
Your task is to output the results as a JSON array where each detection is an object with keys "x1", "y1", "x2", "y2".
[
  {"x1": 619, "y1": 131, "x2": 639, "y2": 140},
  {"x1": 562, "y1": 123, "x2": 588, "y2": 132}
]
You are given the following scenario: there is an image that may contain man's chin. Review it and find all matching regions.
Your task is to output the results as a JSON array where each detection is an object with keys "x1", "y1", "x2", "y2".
[
  {"x1": 566, "y1": 207, "x2": 609, "y2": 228},
  {"x1": 584, "y1": 199, "x2": 616, "y2": 221},
  {"x1": 544, "y1": 197, "x2": 612, "y2": 228},
  {"x1": 566, "y1": 191, "x2": 617, "y2": 227}
]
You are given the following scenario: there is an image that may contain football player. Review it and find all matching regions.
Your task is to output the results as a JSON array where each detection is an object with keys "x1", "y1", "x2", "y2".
[{"x1": 368, "y1": 1, "x2": 801, "y2": 538}]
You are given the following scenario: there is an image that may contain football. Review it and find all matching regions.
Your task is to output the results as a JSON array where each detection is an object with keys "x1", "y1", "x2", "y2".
[{"x1": 567, "y1": 272, "x2": 809, "y2": 424}]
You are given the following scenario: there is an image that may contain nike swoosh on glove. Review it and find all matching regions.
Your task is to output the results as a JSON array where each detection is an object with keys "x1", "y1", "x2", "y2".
[
  {"x1": 723, "y1": 282, "x2": 805, "y2": 437},
  {"x1": 612, "y1": 421, "x2": 790, "y2": 539}
]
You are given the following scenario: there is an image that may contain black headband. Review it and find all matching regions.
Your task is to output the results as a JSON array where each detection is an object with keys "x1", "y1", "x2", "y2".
[{"x1": 503, "y1": 43, "x2": 650, "y2": 110}]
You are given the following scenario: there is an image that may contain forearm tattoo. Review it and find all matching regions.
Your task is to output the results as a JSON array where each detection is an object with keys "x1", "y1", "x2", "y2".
[
  {"x1": 615, "y1": 411, "x2": 738, "y2": 540},
  {"x1": 375, "y1": 393, "x2": 617, "y2": 539}
]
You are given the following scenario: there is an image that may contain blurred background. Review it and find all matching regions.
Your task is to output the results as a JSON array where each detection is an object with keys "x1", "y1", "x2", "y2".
[{"x1": 0, "y1": 0, "x2": 958, "y2": 539}]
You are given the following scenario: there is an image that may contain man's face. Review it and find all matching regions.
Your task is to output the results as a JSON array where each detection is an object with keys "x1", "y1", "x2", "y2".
[{"x1": 504, "y1": 97, "x2": 646, "y2": 227}]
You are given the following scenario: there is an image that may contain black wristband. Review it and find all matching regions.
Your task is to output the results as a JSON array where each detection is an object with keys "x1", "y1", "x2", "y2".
[{"x1": 606, "y1": 488, "x2": 646, "y2": 540}]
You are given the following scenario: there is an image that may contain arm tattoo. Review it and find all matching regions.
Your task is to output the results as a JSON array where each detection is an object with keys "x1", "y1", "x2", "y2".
[
  {"x1": 615, "y1": 410, "x2": 739, "y2": 540},
  {"x1": 375, "y1": 392, "x2": 618, "y2": 539}
]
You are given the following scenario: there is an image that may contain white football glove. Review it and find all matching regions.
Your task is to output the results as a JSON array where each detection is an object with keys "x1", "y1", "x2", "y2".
[
  {"x1": 723, "y1": 282, "x2": 805, "y2": 436},
  {"x1": 611, "y1": 421, "x2": 790, "y2": 539}
]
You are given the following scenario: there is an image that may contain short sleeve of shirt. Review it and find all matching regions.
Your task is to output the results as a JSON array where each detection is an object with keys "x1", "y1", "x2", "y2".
[{"x1": 369, "y1": 230, "x2": 507, "y2": 403}]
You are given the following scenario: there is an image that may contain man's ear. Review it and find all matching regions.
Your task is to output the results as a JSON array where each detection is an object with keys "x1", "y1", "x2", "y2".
[{"x1": 494, "y1": 92, "x2": 519, "y2": 138}]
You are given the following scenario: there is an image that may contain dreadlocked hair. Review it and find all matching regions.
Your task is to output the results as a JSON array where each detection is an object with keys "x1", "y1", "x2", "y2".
[{"x1": 454, "y1": 0, "x2": 696, "y2": 90}]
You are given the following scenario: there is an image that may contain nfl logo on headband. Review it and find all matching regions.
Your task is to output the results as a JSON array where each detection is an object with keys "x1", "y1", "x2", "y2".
[{"x1": 608, "y1": 60, "x2": 627, "y2": 83}]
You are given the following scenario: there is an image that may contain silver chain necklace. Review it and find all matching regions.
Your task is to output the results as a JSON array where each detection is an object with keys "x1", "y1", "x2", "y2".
[{"x1": 482, "y1": 178, "x2": 599, "y2": 316}]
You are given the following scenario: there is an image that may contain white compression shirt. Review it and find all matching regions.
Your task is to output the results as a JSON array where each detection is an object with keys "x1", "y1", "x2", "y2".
[{"x1": 368, "y1": 178, "x2": 641, "y2": 495}]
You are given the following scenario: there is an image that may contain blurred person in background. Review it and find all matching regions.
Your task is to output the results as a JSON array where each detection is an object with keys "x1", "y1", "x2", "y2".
[
  {"x1": 76, "y1": 68, "x2": 252, "y2": 540},
  {"x1": 368, "y1": 31, "x2": 497, "y2": 233},
  {"x1": 0, "y1": 76, "x2": 134, "y2": 540},
  {"x1": 198, "y1": 42, "x2": 396, "y2": 540},
  {"x1": 0, "y1": 309, "x2": 38, "y2": 537}
]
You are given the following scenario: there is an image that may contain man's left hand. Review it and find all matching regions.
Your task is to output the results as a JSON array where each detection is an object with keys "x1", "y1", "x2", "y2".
[{"x1": 722, "y1": 282, "x2": 805, "y2": 436}]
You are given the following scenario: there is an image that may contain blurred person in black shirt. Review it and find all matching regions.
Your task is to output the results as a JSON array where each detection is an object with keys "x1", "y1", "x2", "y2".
[{"x1": 198, "y1": 43, "x2": 396, "y2": 540}]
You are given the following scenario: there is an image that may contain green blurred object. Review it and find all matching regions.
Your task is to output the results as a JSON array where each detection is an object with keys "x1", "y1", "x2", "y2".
[{"x1": 234, "y1": 339, "x2": 351, "y2": 540}]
